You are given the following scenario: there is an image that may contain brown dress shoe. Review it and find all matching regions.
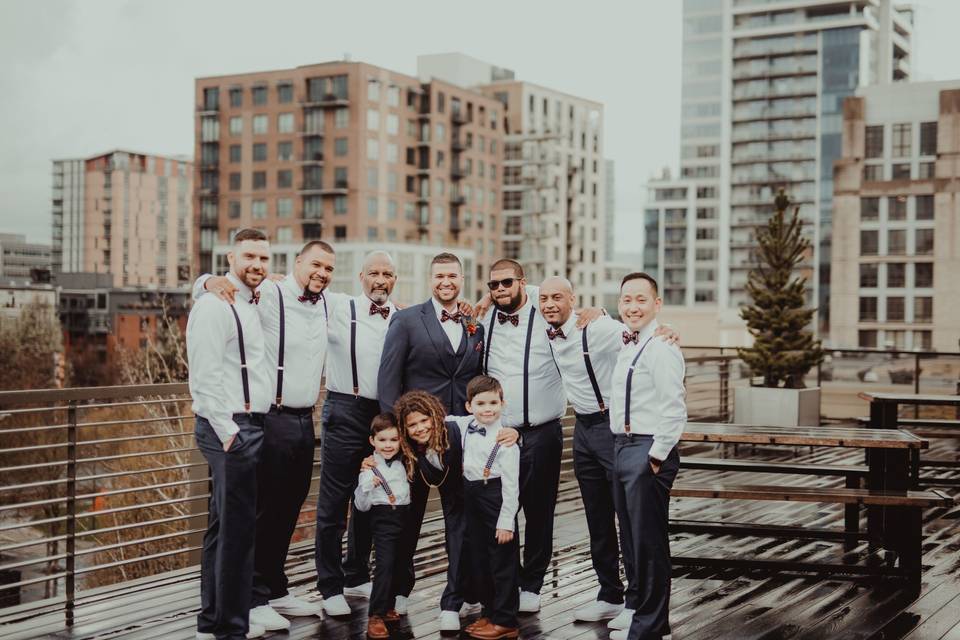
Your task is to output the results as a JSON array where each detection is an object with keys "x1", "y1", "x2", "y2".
[
  {"x1": 465, "y1": 617, "x2": 490, "y2": 633},
  {"x1": 367, "y1": 615, "x2": 390, "y2": 639},
  {"x1": 384, "y1": 609, "x2": 401, "y2": 623},
  {"x1": 469, "y1": 623, "x2": 519, "y2": 639}
]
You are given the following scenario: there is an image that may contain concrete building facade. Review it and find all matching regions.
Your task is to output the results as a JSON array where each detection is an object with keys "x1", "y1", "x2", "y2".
[
  {"x1": 831, "y1": 81, "x2": 960, "y2": 352},
  {"x1": 0, "y1": 233, "x2": 52, "y2": 284},
  {"x1": 52, "y1": 151, "x2": 193, "y2": 289},
  {"x1": 194, "y1": 60, "x2": 504, "y2": 301},
  {"x1": 418, "y1": 53, "x2": 607, "y2": 307}
]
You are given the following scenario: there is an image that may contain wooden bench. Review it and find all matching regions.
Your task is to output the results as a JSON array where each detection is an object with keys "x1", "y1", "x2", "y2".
[
  {"x1": 856, "y1": 416, "x2": 960, "y2": 439},
  {"x1": 669, "y1": 482, "x2": 952, "y2": 585}
]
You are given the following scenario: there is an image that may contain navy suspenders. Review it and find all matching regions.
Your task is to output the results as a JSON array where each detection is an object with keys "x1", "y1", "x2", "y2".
[
  {"x1": 484, "y1": 306, "x2": 536, "y2": 427},
  {"x1": 228, "y1": 306, "x2": 251, "y2": 413},
  {"x1": 349, "y1": 299, "x2": 359, "y2": 397},
  {"x1": 274, "y1": 283, "x2": 285, "y2": 407},
  {"x1": 581, "y1": 327, "x2": 606, "y2": 413},
  {"x1": 623, "y1": 336, "x2": 655, "y2": 433}
]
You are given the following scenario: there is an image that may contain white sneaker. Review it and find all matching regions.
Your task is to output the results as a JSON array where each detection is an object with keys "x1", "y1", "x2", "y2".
[
  {"x1": 610, "y1": 630, "x2": 627, "y2": 640},
  {"x1": 608, "y1": 607, "x2": 635, "y2": 629},
  {"x1": 574, "y1": 599, "x2": 623, "y2": 622},
  {"x1": 518, "y1": 590, "x2": 541, "y2": 613},
  {"x1": 249, "y1": 605, "x2": 291, "y2": 631},
  {"x1": 343, "y1": 581, "x2": 372, "y2": 598},
  {"x1": 459, "y1": 601, "x2": 482, "y2": 617},
  {"x1": 394, "y1": 594, "x2": 408, "y2": 614},
  {"x1": 322, "y1": 594, "x2": 352, "y2": 616},
  {"x1": 269, "y1": 593, "x2": 324, "y2": 617},
  {"x1": 439, "y1": 610, "x2": 461, "y2": 631},
  {"x1": 196, "y1": 622, "x2": 266, "y2": 639}
]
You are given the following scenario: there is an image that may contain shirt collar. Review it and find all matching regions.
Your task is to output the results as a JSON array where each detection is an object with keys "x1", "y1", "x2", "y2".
[
  {"x1": 361, "y1": 293, "x2": 394, "y2": 310},
  {"x1": 226, "y1": 272, "x2": 254, "y2": 303},
  {"x1": 283, "y1": 273, "x2": 305, "y2": 297},
  {"x1": 471, "y1": 418, "x2": 503, "y2": 432},
  {"x1": 374, "y1": 451, "x2": 400, "y2": 467},
  {"x1": 559, "y1": 313, "x2": 578, "y2": 337},
  {"x1": 431, "y1": 296, "x2": 459, "y2": 320},
  {"x1": 635, "y1": 318, "x2": 660, "y2": 344}
]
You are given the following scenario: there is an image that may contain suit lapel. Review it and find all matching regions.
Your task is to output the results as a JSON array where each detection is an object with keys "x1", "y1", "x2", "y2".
[
  {"x1": 453, "y1": 318, "x2": 478, "y2": 377},
  {"x1": 421, "y1": 302, "x2": 457, "y2": 375}
]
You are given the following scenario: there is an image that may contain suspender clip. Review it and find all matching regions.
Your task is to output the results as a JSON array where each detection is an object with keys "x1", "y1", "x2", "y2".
[
  {"x1": 244, "y1": 402, "x2": 251, "y2": 413},
  {"x1": 624, "y1": 424, "x2": 631, "y2": 434},
  {"x1": 353, "y1": 386, "x2": 360, "y2": 398},
  {"x1": 275, "y1": 396, "x2": 283, "y2": 408},
  {"x1": 240, "y1": 363, "x2": 248, "y2": 369},
  {"x1": 277, "y1": 366, "x2": 284, "y2": 371}
]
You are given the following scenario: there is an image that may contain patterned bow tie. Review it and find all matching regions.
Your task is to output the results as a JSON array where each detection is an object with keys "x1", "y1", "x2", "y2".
[
  {"x1": 298, "y1": 289, "x2": 321, "y2": 305},
  {"x1": 497, "y1": 311, "x2": 519, "y2": 326},
  {"x1": 547, "y1": 327, "x2": 566, "y2": 341},
  {"x1": 467, "y1": 423, "x2": 487, "y2": 437},
  {"x1": 622, "y1": 331, "x2": 640, "y2": 345},
  {"x1": 383, "y1": 457, "x2": 397, "y2": 467},
  {"x1": 441, "y1": 309, "x2": 462, "y2": 323},
  {"x1": 369, "y1": 303, "x2": 390, "y2": 319},
  {"x1": 249, "y1": 290, "x2": 260, "y2": 305}
]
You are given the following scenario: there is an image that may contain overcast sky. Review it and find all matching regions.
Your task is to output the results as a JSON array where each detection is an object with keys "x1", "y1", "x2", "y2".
[{"x1": 1, "y1": 0, "x2": 958, "y2": 249}]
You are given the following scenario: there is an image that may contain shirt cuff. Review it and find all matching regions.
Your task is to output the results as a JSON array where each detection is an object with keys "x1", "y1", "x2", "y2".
[
  {"x1": 496, "y1": 513, "x2": 514, "y2": 533},
  {"x1": 209, "y1": 419, "x2": 240, "y2": 445},
  {"x1": 649, "y1": 441, "x2": 674, "y2": 462}
]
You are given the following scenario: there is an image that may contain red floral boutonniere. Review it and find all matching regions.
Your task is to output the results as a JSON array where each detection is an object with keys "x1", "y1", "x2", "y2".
[{"x1": 465, "y1": 319, "x2": 478, "y2": 336}]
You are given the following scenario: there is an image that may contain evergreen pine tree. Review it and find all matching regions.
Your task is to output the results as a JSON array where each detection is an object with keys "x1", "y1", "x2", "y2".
[{"x1": 737, "y1": 189, "x2": 823, "y2": 388}]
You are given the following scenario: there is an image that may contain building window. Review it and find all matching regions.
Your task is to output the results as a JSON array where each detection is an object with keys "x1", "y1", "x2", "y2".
[
  {"x1": 918, "y1": 162, "x2": 935, "y2": 179},
  {"x1": 914, "y1": 297, "x2": 933, "y2": 323},
  {"x1": 367, "y1": 139, "x2": 379, "y2": 160},
  {"x1": 859, "y1": 263, "x2": 878, "y2": 287},
  {"x1": 695, "y1": 228, "x2": 717, "y2": 240},
  {"x1": 386, "y1": 143, "x2": 398, "y2": 164},
  {"x1": 229, "y1": 117, "x2": 243, "y2": 135},
  {"x1": 229, "y1": 87, "x2": 243, "y2": 107},
  {"x1": 367, "y1": 197, "x2": 378, "y2": 217},
  {"x1": 887, "y1": 229, "x2": 906, "y2": 255},
  {"x1": 891, "y1": 123, "x2": 911, "y2": 157},
  {"x1": 860, "y1": 230, "x2": 878, "y2": 256},
  {"x1": 253, "y1": 115, "x2": 268, "y2": 134},
  {"x1": 858, "y1": 297, "x2": 877, "y2": 321},
  {"x1": 367, "y1": 167, "x2": 379, "y2": 189},
  {"x1": 887, "y1": 196, "x2": 906, "y2": 221},
  {"x1": 277, "y1": 83, "x2": 293, "y2": 103},
  {"x1": 386, "y1": 114, "x2": 399, "y2": 135},
  {"x1": 229, "y1": 144, "x2": 242, "y2": 163},
  {"x1": 860, "y1": 197, "x2": 879, "y2": 221},
  {"x1": 277, "y1": 169, "x2": 292, "y2": 188},
  {"x1": 863, "y1": 164, "x2": 883, "y2": 182},
  {"x1": 335, "y1": 225, "x2": 347, "y2": 240},
  {"x1": 253, "y1": 143, "x2": 267, "y2": 162},
  {"x1": 252, "y1": 86, "x2": 267, "y2": 105},
  {"x1": 334, "y1": 167, "x2": 347, "y2": 187},
  {"x1": 368, "y1": 79, "x2": 380, "y2": 101},
  {"x1": 278, "y1": 141, "x2": 293, "y2": 162},
  {"x1": 367, "y1": 109, "x2": 380, "y2": 131},
  {"x1": 229, "y1": 172, "x2": 241, "y2": 191},
  {"x1": 335, "y1": 108, "x2": 349, "y2": 129},
  {"x1": 387, "y1": 200, "x2": 398, "y2": 220},
  {"x1": 914, "y1": 262, "x2": 933, "y2": 287},
  {"x1": 277, "y1": 197, "x2": 293, "y2": 218},
  {"x1": 886, "y1": 263, "x2": 905, "y2": 288},
  {"x1": 858, "y1": 330, "x2": 877, "y2": 348},
  {"x1": 919, "y1": 121, "x2": 937, "y2": 156},
  {"x1": 253, "y1": 171, "x2": 266, "y2": 190},
  {"x1": 915, "y1": 228, "x2": 934, "y2": 255},
  {"x1": 278, "y1": 113, "x2": 294, "y2": 134},
  {"x1": 332, "y1": 138, "x2": 347, "y2": 157},
  {"x1": 404, "y1": 202, "x2": 415, "y2": 220},
  {"x1": 696, "y1": 207, "x2": 716, "y2": 220},
  {"x1": 914, "y1": 330, "x2": 932, "y2": 350},
  {"x1": 915, "y1": 195, "x2": 933, "y2": 220},
  {"x1": 891, "y1": 164, "x2": 910, "y2": 180},
  {"x1": 865, "y1": 125, "x2": 883, "y2": 158},
  {"x1": 334, "y1": 196, "x2": 347, "y2": 214},
  {"x1": 368, "y1": 226, "x2": 378, "y2": 240},
  {"x1": 276, "y1": 226, "x2": 292, "y2": 243},
  {"x1": 228, "y1": 200, "x2": 241, "y2": 219},
  {"x1": 886, "y1": 296, "x2": 905, "y2": 322},
  {"x1": 387, "y1": 85, "x2": 400, "y2": 107},
  {"x1": 251, "y1": 200, "x2": 266, "y2": 219}
]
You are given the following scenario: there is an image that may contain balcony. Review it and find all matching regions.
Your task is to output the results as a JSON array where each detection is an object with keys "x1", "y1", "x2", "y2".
[
  {"x1": 450, "y1": 195, "x2": 466, "y2": 207},
  {"x1": 298, "y1": 128, "x2": 324, "y2": 138},
  {"x1": 416, "y1": 164, "x2": 430, "y2": 176},
  {"x1": 198, "y1": 185, "x2": 219, "y2": 197},
  {"x1": 299, "y1": 152, "x2": 325, "y2": 165},
  {"x1": 301, "y1": 93, "x2": 349, "y2": 108},
  {"x1": 449, "y1": 214, "x2": 462, "y2": 235},
  {"x1": 451, "y1": 138, "x2": 466, "y2": 152},
  {"x1": 450, "y1": 165, "x2": 465, "y2": 181},
  {"x1": 451, "y1": 111, "x2": 467, "y2": 126}
]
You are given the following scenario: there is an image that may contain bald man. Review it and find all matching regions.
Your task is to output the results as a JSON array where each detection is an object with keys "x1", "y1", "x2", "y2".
[{"x1": 314, "y1": 251, "x2": 400, "y2": 616}]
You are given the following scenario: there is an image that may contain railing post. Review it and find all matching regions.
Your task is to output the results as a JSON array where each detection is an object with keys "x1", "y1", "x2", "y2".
[
  {"x1": 719, "y1": 359, "x2": 730, "y2": 422},
  {"x1": 65, "y1": 402, "x2": 77, "y2": 627},
  {"x1": 914, "y1": 353, "x2": 921, "y2": 418}
]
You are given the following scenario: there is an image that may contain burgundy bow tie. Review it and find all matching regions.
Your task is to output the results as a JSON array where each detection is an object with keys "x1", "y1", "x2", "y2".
[
  {"x1": 497, "y1": 311, "x2": 519, "y2": 326},
  {"x1": 249, "y1": 291, "x2": 260, "y2": 305},
  {"x1": 547, "y1": 327, "x2": 566, "y2": 341},
  {"x1": 298, "y1": 290, "x2": 322, "y2": 305},
  {"x1": 622, "y1": 331, "x2": 639, "y2": 345},
  {"x1": 441, "y1": 309, "x2": 462, "y2": 323},
  {"x1": 369, "y1": 302, "x2": 390, "y2": 319}
]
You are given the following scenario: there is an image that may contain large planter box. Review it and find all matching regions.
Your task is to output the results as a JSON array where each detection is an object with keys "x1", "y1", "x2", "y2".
[{"x1": 734, "y1": 386, "x2": 820, "y2": 427}]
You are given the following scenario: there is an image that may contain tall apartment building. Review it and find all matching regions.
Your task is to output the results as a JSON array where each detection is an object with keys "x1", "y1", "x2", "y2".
[
  {"x1": 194, "y1": 61, "x2": 504, "y2": 299},
  {"x1": 418, "y1": 53, "x2": 607, "y2": 307},
  {"x1": 52, "y1": 151, "x2": 193, "y2": 288},
  {"x1": 0, "y1": 233, "x2": 52, "y2": 284},
  {"x1": 646, "y1": 0, "x2": 913, "y2": 334},
  {"x1": 831, "y1": 81, "x2": 960, "y2": 352}
]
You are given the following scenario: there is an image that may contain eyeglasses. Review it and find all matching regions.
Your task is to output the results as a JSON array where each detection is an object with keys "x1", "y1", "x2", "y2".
[{"x1": 486, "y1": 278, "x2": 516, "y2": 291}]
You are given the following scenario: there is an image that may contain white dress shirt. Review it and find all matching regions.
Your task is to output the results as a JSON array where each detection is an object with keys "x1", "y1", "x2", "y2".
[
  {"x1": 194, "y1": 273, "x2": 328, "y2": 409},
  {"x1": 325, "y1": 293, "x2": 395, "y2": 400},
  {"x1": 483, "y1": 296, "x2": 565, "y2": 428},
  {"x1": 353, "y1": 451, "x2": 412, "y2": 511},
  {"x1": 449, "y1": 415, "x2": 520, "y2": 532},
  {"x1": 187, "y1": 273, "x2": 273, "y2": 443},
  {"x1": 548, "y1": 313, "x2": 626, "y2": 415},
  {"x1": 432, "y1": 297, "x2": 465, "y2": 351},
  {"x1": 609, "y1": 319, "x2": 687, "y2": 461}
]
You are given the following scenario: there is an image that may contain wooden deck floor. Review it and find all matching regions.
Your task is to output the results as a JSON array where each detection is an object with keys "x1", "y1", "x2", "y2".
[{"x1": 3, "y1": 437, "x2": 959, "y2": 640}]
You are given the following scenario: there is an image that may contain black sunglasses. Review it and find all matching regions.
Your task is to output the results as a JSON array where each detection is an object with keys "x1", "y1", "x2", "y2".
[{"x1": 487, "y1": 278, "x2": 516, "y2": 291}]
